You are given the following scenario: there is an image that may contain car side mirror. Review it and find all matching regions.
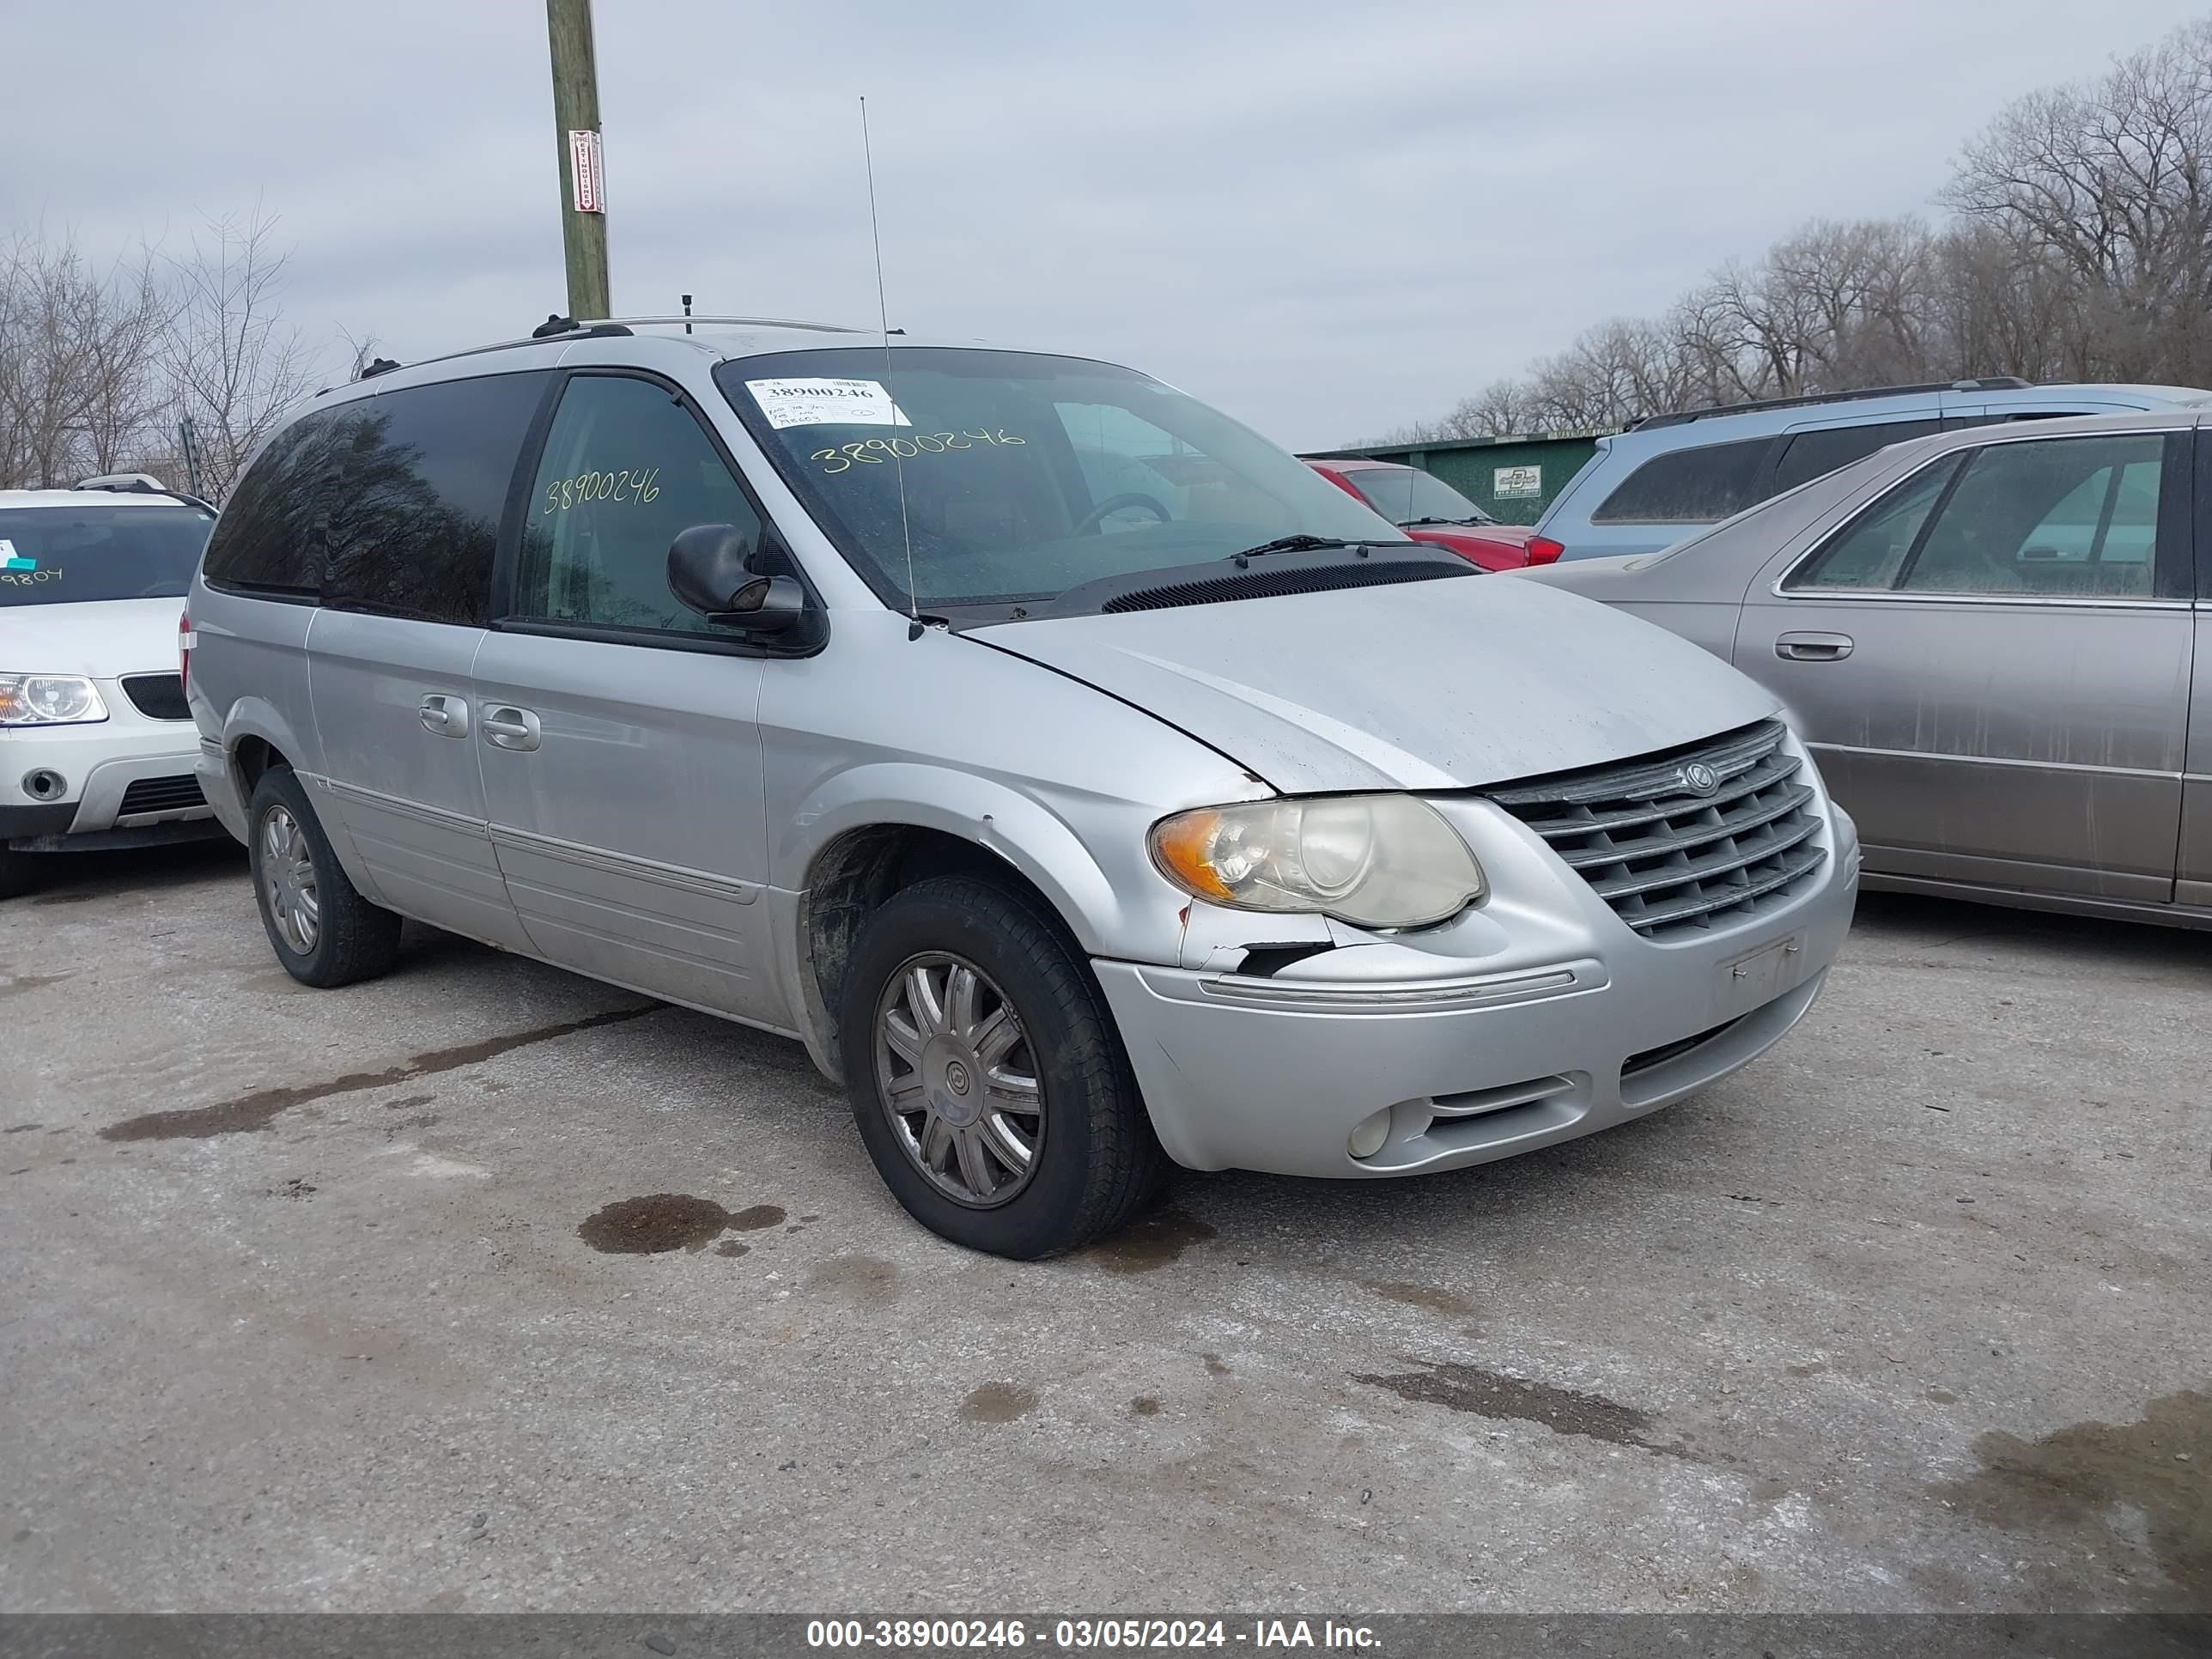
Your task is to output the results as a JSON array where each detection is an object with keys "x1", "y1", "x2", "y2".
[{"x1": 667, "y1": 523, "x2": 807, "y2": 635}]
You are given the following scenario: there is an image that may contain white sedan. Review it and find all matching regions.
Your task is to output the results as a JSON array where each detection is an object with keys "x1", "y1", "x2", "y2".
[{"x1": 1, "y1": 483, "x2": 223, "y2": 897}]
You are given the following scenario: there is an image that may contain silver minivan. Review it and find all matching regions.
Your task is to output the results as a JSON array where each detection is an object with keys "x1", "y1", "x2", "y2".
[{"x1": 186, "y1": 318, "x2": 1859, "y2": 1256}]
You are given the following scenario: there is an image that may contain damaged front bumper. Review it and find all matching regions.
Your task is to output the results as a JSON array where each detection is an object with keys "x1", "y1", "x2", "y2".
[{"x1": 1095, "y1": 795, "x2": 1859, "y2": 1177}]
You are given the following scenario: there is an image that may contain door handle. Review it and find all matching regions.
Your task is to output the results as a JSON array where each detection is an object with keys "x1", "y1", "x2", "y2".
[
  {"x1": 1775, "y1": 632, "x2": 1854, "y2": 662},
  {"x1": 480, "y1": 705, "x2": 541, "y2": 751},
  {"x1": 418, "y1": 694, "x2": 470, "y2": 738}
]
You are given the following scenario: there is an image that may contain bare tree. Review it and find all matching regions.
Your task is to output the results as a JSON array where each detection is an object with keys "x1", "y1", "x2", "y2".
[
  {"x1": 0, "y1": 229, "x2": 171, "y2": 489},
  {"x1": 337, "y1": 325, "x2": 391, "y2": 383},
  {"x1": 1375, "y1": 13, "x2": 2212, "y2": 442},
  {"x1": 1944, "y1": 18, "x2": 2212, "y2": 384},
  {"x1": 161, "y1": 207, "x2": 314, "y2": 500}
]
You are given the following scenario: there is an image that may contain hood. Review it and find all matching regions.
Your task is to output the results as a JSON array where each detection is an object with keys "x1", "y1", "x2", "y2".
[
  {"x1": 0, "y1": 597, "x2": 185, "y2": 679},
  {"x1": 970, "y1": 571, "x2": 1779, "y2": 793}
]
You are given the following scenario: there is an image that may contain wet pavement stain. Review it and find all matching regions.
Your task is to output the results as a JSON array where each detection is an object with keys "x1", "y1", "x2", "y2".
[
  {"x1": 959, "y1": 1382, "x2": 1038, "y2": 1423},
  {"x1": 1929, "y1": 1389, "x2": 2210, "y2": 1607},
  {"x1": 1203, "y1": 1353, "x2": 1231, "y2": 1377},
  {"x1": 1352, "y1": 1360, "x2": 1693, "y2": 1461},
  {"x1": 1132, "y1": 1396, "x2": 1164, "y2": 1417},
  {"x1": 0, "y1": 972, "x2": 73, "y2": 1000},
  {"x1": 383, "y1": 1094, "x2": 437, "y2": 1112},
  {"x1": 1086, "y1": 1208, "x2": 1217, "y2": 1274},
  {"x1": 713, "y1": 1239, "x2": 750, "y2": 1258},
  {"x1": 3, "y1": 1124, "x2": 41, "y2": 1134},
  {"x1": 29, "y1": 893, "x2": 94, "y2": 907},
  {"x1": 806, "y1": 1254, "x2": 899, "y2": 1307},
  {"x1": 1365, "y1": 1280, "x2": 1478, "y2": 1318},
  {"x1": 728, "y1": 1204, "x2": 786, "y2": 1231},
  {"x1": 578, "y1": 1194, "x2": 733, "y2": 1255},
  {"x1": 99, "y1": 1006, "x2": 659, "y2": 1141}
]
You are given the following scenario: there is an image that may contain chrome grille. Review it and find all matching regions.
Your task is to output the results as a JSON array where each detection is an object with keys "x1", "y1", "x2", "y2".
[{"x1": 1487, "y1": 720, "x2": 1826, "y2": 940}]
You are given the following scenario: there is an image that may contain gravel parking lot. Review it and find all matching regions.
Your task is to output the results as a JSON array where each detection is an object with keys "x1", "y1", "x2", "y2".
[{"x1": 1, "y1": 843, "x2": 2204, "y2": 1613}]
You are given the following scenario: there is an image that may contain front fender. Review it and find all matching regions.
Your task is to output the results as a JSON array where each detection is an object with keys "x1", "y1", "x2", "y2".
[
  {"x1": 774, "y1": 762, "x2": 1252, "y2": 1085},
  {"x1": 777, "y1": 763, "x2": 1166, "y2": 959}
]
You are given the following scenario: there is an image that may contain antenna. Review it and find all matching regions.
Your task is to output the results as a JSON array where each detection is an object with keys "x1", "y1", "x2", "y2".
[{"x1": 860, "y1": 94, "x2": 921, "y2": 633}]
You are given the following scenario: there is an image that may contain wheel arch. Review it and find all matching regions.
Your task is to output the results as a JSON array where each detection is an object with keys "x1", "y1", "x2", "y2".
[{"x1": 780, "y1": 769, "x2": 1139, "y2": 1084}]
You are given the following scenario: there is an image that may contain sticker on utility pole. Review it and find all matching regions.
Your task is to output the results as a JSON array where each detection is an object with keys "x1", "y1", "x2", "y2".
[
  {"x1": 745, "y1": 378, "x2": 912, "y2": 429},
  {"x1": 1493, "y1": 465, "x2": 1541, "y2": 499},
  {"x1": 568, "y1": 129, "x2": 605, "y2": 214}
]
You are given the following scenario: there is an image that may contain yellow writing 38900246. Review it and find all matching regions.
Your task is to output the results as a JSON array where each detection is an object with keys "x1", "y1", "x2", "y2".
[
  {"x1": 541, "y1": 467, "x2": 662, "y2": 513},
  {"x1": 810, "y1": 431, "x2": 1026, "y2": 473}
]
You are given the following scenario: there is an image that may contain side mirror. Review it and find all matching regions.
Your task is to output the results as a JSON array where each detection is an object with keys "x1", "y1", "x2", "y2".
[{"x1": 667, "y1": 523, "x2": 807, "y2": 635}]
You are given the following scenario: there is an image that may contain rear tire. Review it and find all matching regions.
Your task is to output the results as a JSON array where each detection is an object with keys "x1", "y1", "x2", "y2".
[
  {"x1": 839, "y1": 873, "x2": 1164, "y2": 1258},
  {"x1": 247, "y1": 766, "x2": 403, "y2": 988}
]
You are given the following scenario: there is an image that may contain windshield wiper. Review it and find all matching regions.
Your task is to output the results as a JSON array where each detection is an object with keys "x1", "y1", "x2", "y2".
[
  {"x1": 1228, "y1": 534, "x2": 1363, "y2": 562},
  {"x1": 1400, "y1": 516, "x2": 1475, "y2": 528}
]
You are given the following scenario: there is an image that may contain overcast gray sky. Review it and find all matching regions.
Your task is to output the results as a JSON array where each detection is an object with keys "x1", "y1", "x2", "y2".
[{"x1": 10, "y1": 1, "x2": 2207, "y2": 449}]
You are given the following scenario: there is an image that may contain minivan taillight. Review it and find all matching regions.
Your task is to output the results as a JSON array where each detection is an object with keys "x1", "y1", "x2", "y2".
[
  {"x1": 1525, "y1": 535, "x2": 1565, "y2": 566},
  {"x1": 179, "y1": 607, "x2": 194, "y2": 695}
]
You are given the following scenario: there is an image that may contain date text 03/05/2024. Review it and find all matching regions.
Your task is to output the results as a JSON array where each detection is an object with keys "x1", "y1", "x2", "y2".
[{"x1": 804, "y1": 1619, "x2": 1382, "y2": 1650}]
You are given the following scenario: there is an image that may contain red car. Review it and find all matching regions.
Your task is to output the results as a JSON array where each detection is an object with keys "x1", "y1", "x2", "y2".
[{"x1": 1303, "y1": 458, "x2": 1559, "y2": 570}]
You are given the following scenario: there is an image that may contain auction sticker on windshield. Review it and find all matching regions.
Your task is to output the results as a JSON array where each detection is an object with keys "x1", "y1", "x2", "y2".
[{"x1": 748, "y1": 378, "x2": 911, "y2": 429}]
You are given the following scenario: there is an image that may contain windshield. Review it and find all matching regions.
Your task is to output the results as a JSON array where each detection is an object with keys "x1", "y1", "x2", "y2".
[
  {"x1": 0, "y1": 505, "x2": 215, "y2": 607},
  {"x1": 1343, "y1": 466, "x2": 1495, "y2": 526},
  {"x1": 717, "y1": 349, "x2": 1405, "y2": 609}
]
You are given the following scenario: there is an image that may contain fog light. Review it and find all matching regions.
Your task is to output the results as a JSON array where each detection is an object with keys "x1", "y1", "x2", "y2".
[{"x1": 1347, "y1": 1108, "x2": 1391, "y2": 1159}]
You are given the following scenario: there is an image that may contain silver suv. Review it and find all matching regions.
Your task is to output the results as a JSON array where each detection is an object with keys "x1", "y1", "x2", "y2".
[{"x1": 187, "y1": 317, "x2": 1859, "y2": 1256}]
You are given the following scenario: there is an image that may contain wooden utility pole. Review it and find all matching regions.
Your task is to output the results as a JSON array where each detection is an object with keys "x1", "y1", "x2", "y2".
[{"x1": 546, "y1": 0, "x2": 611, "y2": 320}]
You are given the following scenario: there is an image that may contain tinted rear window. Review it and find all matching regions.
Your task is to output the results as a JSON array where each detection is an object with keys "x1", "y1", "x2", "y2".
[
  {"x1": 321, "y1": 373, "x2": 550, "y2": 624},
  {"x1": 204, "y1": 374, "x2": 548, "y2": 621},
  {"x1": 203, "y1": 410, "x2": 340, "y2": 595},
  {"x1": 1771, "y1": 419, "x2": 1942, "y2": 493},
  {"x1": 1590, "y1": 435, "x2": 1774, "y2": 524},
  {"x1": 0, "y1": 506, "x2": 215, "y2": 606}
]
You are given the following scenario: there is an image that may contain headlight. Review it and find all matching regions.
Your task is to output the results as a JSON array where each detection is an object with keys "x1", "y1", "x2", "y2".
[
  {"x1": 0, "y1": 674, "x2": 109, "y2": 726},
  {"x1": 1150, "y1": 795, "x2": 1484, "y2": 927}
]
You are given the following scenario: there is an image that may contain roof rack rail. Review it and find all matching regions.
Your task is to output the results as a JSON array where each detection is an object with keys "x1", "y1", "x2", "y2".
[
  {"x1": 530, "y1": 313, "x2": 634, "y2": 340},
  {"x1": 1631, "y1": 377, "x2": 2034, "y2": 431},
  {"x1": 76, "y1": 472, "x2": 170, "y2": 495},
  {"x1": 319, "y1": 312, "x2": 876, "y2": 393},
  {"x1": 74, "y1": 473, "x2": 214, "y2": 511},
  {"x1": 577, "y1": 314, "x2": 869, "y2": 335}
]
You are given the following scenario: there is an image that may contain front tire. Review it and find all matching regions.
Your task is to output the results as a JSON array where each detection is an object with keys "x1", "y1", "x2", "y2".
[
  {"x1": 839, "y1": 873, "x2": 1164, "y2": 1258},
  {"x1": 247, "y1": 767, "x2": 402, "y2": 988}
]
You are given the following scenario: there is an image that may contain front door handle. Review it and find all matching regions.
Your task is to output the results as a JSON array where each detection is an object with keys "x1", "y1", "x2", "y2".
[
  {"x1": 480, "y1": 705, "x2": 542, "y2": 751},
  {"x1": 419, "y1": 694, "x2": 470, "y2": 738},
  {"x1": 1775, "y1": 631, "x2": 1854, "y2": 662}
]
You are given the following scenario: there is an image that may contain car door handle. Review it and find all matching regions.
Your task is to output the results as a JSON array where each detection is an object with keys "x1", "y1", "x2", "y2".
[
  {"x1": 1775, "y1": 632, "x2": 1854, "y2": 662},
  {"x1": 418, "y1": 694, "x2": 470, "y2": 738},
  {"x1": 480, "y1": 706, "x2": 541, "y2": 751}
]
